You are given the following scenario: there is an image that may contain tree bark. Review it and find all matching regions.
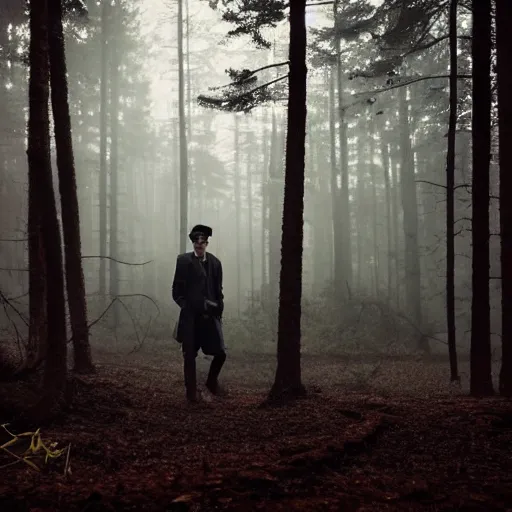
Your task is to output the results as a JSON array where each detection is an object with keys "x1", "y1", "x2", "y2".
[
  {"x1": 496, "y1": 0, "x2": 512, "y2": 396},
  {"x1": 27, "y1": 210, "x2": 47, "y2": 372},
  {"x1": 27, "y1": 0, "x2": 67, "y2": 409},
  {"x1": 470, "y1": 0, "x2": 494, "y2": 396},
  {"x1": 48, "y1": 0, "x2": 94, "y2": 374},
  {"x1": 268, "y1": 0, "x2": 307, "y2": 401},
  {"x1": 446, "y1": 0, "x2": 459, "y2": 382},
  {"x1": 26, "y1": 3, "x2": 47, "y2": 370}
]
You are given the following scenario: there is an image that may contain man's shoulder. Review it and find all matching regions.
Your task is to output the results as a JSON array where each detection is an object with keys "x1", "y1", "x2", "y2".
[
  {"x1": 177, "y1": 252, "x2": 194, "y2": 261},
  {"x1": 207, "y1": 252, "x2": 221, "y2": 265}
]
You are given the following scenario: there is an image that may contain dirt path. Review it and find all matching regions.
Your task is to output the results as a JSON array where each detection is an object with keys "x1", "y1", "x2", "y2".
[{"x1": 1, "y1": 351, "x2": 511, "y2": 511}]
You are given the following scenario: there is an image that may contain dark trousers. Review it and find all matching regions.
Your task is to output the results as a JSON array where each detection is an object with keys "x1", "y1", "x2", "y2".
[
  {"x1": 183, "y1": 314, "x2": 226, "y2": 398},
  {"x1": 183, "y1": 351, "x2": 226, "y2": 398}
]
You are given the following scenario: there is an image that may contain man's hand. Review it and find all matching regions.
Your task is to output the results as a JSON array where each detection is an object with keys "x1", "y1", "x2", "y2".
[{"x1": 204, "y1": 299, "x2": 220, "y2": 317}]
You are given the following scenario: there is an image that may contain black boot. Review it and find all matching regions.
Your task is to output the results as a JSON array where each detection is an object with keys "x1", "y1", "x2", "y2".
[{"x1": 205, "y1": 351, "x2": 227, "y2": 395}]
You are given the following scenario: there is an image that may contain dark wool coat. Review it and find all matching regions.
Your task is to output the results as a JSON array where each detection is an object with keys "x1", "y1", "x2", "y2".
[{"x1": 171, "y1": 251, "x2": 225, "y2": 356}]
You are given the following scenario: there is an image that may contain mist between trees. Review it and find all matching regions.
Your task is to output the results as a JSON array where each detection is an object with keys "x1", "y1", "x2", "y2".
[{"x1": 0, "y1": 0, "x2": 511, "y2": 416}]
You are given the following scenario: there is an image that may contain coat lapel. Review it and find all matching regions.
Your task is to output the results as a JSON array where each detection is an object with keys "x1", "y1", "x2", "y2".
[{"x1": 190, "y1": 252, "x2": 206, "y2": 279}]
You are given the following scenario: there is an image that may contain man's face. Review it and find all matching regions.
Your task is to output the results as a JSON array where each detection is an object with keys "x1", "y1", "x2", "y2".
[{"x1": 193, "y1": 236, "x2": 208, "y2": 257}]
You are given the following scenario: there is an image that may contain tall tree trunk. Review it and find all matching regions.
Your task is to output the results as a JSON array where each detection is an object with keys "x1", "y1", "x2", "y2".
[
  {"x1": 381, "y1": 133, "x2": 392, "y2": 305},
  {"x1": 369, "y1": 115, "x2": 379, "y2": 296},
  {"x1": 27, "y1": 0, "x2": 67, "y2": 408},
  {"x1": 185, "y1": 0, "x2": 192, "y2": 143},
  {"x1": 496, "y1": 0, "x2": 512, "y2": 396},
  {"x1": 268, "y1": 110, "x2": 282, "y2": 331},
  {"x1": 27, "y1": 58, "x2": 46, "y2": 377},
  {"x1": 178, "y1": 0, "x2": 189, "y2": 253},
  {"x1": 247, "y1": 130, "x2": 255, "y2": 307},
  {"x1": 48, "y1": 0, "x2": 94, "y2": 374},
  {"x1": 109, "y1": 7, "x2": 120, "y2": 326},
  {"x1": 391, "y1": 145, "x2": 401, "y2": 309},
  {"x1": 99, "y1": 0, "x2": 109, "y2": 300},
  {"x1": 446, "y1": 0, "x2": 459, "y2": 382},
  {"x1": 329, "y1": 67, "x2": 342, "y2": 294},
  {"x1": 268, "y1": 0, "x2": 307, "y2": 401},
  {"x1": 234, "y1": 114, "x2": 242, "y2": 317},
  {"x1": 261, "y1": 114, "x2": 269, "y2": 300},
  {"x1": 470, "y1": 0, "x2": 494, "y2": 396},
  {"x1": 356, "y1": 127, "x2": 365, "y2": 291},
  {"x1": 172, "y1": 114, "x2": 180, "y2": 255},
  {"x1": 334, "y1": 1, "x2": 352, "y2": 294},
  {"x1": 26, "y1": 215, "x2": 46, "y2": 372},
  {"x1": 399, "y1": 87, "x2": 427, "y2": 353}
]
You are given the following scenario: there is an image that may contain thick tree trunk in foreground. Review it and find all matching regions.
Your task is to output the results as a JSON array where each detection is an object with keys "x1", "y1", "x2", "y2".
[
  {"x1": 268, "y1": 0, "x2": 307, "y2": 402},
  {"x1": 446, "y1": 0, "x2": 459, "y2": 383},
  {"x1": 27, "y1": 0, "x2": 67, "y2": 411},
  {"x1": 48, "y1": 0, "x2": 94, "y2": 374},
  {"x1": 26, "y1": 217, "x2": 47, "y2": 372},
  {"x1": 470, "y1": 0, "x2": 494, "y2": 396},
  {"x1": 496, "y1": 0, "x2": 512, "y2": 396}
]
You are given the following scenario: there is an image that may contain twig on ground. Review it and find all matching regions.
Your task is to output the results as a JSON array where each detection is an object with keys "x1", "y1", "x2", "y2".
[{"x1": 64, "y1": 443, "x2": 71, "y2": 477}]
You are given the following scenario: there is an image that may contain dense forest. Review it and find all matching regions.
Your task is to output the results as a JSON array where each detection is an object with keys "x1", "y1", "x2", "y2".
[{"x1": 1, "y1": 0, "x2": 512, "y2": 510}]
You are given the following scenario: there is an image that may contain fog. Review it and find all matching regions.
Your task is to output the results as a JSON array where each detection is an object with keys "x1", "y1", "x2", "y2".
[{"x1": 0, "y1": 0, "x2": 501, "y2": 368}]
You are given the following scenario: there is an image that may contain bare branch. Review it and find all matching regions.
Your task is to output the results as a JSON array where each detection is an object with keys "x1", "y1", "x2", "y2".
[
  {"x1": 68, "y1": 298, "x2": 117, "y2": 341},
  {"x1": 0, "y1": 290, "x2": 26, "y2": 362},
  {"x1": 416, "y1": 179, "x2": 446, "y2": 189},
  {"x1": 0, "y1": 238, "x2": 28, "y2": 242},
  {"x1": 351, "y1": 74, "x2": 472, "y2": 99},
  {"x1": 381, "y1": 35, "x2": 471, "y2": 57},
  {"x1": 81, "y1": 255, "x2": 153, "y2": 266},
  {"x1": 208, "y1": 61, "x2": 289, "y2": 91},
  {"x1": 0, "y1": 289, "x2": 29, "y2": 327},
  {"x1": 70, "y1": 293, "x2": 161, "y2": 346},
  {"x1": 198, "y1": 74, "x2": 289, "y2": 111}
]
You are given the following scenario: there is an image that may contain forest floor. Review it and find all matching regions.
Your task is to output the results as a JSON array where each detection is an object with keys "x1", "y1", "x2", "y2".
[{"x1": 1, "y1": 344, "x2": 512, "y2": 511}]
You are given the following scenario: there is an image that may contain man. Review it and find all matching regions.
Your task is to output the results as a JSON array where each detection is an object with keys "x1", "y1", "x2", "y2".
[{"x1": 172, "y1": 224, "x2": 226, "y2": 403}]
